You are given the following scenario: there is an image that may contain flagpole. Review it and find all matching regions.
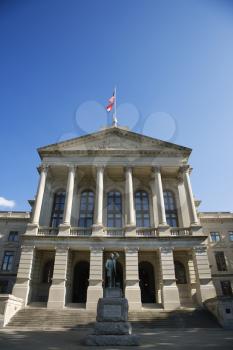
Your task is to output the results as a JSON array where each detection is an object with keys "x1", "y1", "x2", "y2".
[{"x1": 113, "y1": 86, "x2": 117, "y2": 127}]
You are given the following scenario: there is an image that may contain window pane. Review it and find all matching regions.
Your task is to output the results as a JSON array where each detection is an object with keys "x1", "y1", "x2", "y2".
[
  {"x1": 135, "y1": 191, "x2": 150, "y2": 227},
  {"x1": 215, "y1": 252, "x2": 227, "y2": 271},
  {"x1": 210, "y1": 232, "x2": 220, "y2": 242},
  {"x1": 107, "y1": 191, "x2": 122, "y2": 227},
  {"x1": 50, "y1": 192, "x2": 65, "y2": 227},
  {"x1": 1, "y1": 252, "x2": 14, "y2": 271},
  {"x1": 164, "y1": 190, "x2": 178, "y2": 227},
  {"x1": 78, "y1": 191, "x2": 94, "y2": 227}
]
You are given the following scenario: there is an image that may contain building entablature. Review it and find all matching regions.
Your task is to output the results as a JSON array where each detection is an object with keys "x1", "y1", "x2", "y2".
[{"x1": 21, "y1": 234, "x2": 207, "y2": 251}]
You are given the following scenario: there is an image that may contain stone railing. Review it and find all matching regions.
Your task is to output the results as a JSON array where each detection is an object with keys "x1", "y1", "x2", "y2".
[
  {"x1": 136, "y1": 227, "x2": 157, "y2": 237},
  {"x1": 105, "y1": 228, "x2": 125, "y2": 237},
  {"x1": 70, "y1": 227, "x2": 92, "y2": 236},
  {"x1": 38, "y1": 227, "x2": 59, "y2": 236},
  {"x1": 170, "y1": 227, "x2": 192, "y2": 236}
]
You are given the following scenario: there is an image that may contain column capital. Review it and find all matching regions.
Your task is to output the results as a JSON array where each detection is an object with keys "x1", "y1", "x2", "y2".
[
  {"x1": 124, "y1": 166, "x2": 133, "y2": 173},
  {"x1": 38, "y1": 164, "x2": 49, "y2": 174},
  {"x1": 124, "y1": 247, "x2": 139, "y2": 254},
  {"x1": 96, "y1": 165, "x2": 105, "y2": 173},
  {"x1": 55, "y1": 246, "x2": 69, "y2": 254},
  {"x1": 193, "y1": 245, "x2": 207, "y2": 255},
  {"x1": 90, "y1": 246, "x2": 104, "y2": 254},
  {"x1": 21, "y1": 245, "x2": 34, "y2": 254},
  {"x1": 66, "y1": 164, "x2": 77, "y2": 172},
  {"x1": 179, "y1": 165, "x2": 192, "y2": 175},
  {"x1": 152, "y1": 166, "x2": 161, "y2": 174},
  {"x1": 160, "y1": 247, "x2": 173, "y2": 254}
]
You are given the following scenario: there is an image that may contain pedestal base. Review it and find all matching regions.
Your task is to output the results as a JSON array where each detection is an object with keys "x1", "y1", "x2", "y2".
[
  {"x1": 86, "y1": 334, "x2": 139, "y2": 346},
  {"x1": 85, "y1": 287, "x2": 139, "y2": 346}
]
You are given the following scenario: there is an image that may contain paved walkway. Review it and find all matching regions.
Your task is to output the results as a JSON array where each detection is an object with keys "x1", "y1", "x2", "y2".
[{"x1": 0, "y1": 327, "x2": 233, "y2": 350}]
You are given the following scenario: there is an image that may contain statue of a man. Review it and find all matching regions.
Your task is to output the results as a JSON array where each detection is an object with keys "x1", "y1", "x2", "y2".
[{"x1": 105, "y1": 252, "x2": 119, "y2": 288}]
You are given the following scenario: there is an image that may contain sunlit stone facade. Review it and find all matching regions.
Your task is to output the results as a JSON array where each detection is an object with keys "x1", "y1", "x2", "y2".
[{"x1": 2, "y1": 126, "x2": 232, "y2": 312}]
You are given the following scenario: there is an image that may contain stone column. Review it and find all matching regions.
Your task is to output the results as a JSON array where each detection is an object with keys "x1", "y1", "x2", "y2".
[
  {"x1": 31, "y1": 165, "x2": 48, "y2": 225},
  {"x1": 160, "y1": 247, "x2": 180, "y2": 310},
  {"x1": 59, "y1": 165, "x2": 76, "y2": 235},
  {"x1": 86, "y1": 247, "x2": 103, "y2": 310},
  {"x1": 12, "y1": 246, "x2": 34, "y2": 305},
  {"x1": 177, "y1": 173, "x2": 190, "y2": 227},
  {"x1": 153, "y1": 167, "x2": 167, "y2": 226},
  {"x1": 63, "y1": 165, "x2": 76, "y2": 225},
  {"x1": 182, "y1": 166, "x2": 198, "y2": 225},
  {"x1": 125, "y1": 248, "x2": 141, "y2": 310},
  {"x1": 47, "y1": 248, "x2": 68, "y2": 309},
  {"x1": 192, "y1": 246, "x2": 216, "y2": 305},
  {"x1": 125, "y1": 167, "x2": 136, "y2": 236},
  {"x1": 93, "y1": 167, "x2": 104, "y2": 236}
]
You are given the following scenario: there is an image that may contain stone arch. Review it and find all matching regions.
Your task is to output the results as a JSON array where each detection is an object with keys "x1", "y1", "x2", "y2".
[
  {"x1": 72, "y1": 260, "x2": 90, "y2": 303},
  {"x1": 174, "y1": 260, "x2": 187, "y2": 284},
  {"x1": 139, "y1": 261, "x2": 156, "y2": 303}
]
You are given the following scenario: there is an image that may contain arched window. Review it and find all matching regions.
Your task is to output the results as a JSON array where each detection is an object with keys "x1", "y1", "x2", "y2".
[
  {"x1": 135, "y1": 191, "x2": 150, "y2": 227},
  {"x1": 50, "y1": 191, "x2": 66, "y2": 227},
  {"x1": 174, "y1": 261, "x2": 187, "y2": 284},
  {"x1": 163, "y1": 190, "x2": 178, "y2": 227},
  {"x1": 78, "y1": 190, "x2": 94, "y2": 227},
  {"x1": 42, "y1": 260, "x2": 54, "y2": 284},
  {"x1": 107, "y1": 191, "x2": 122, "y2": 227}
]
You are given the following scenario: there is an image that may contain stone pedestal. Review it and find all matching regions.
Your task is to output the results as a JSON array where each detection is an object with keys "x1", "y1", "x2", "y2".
[{"x1": 86, "y1": 288, "x2": 139, "y2": 346}]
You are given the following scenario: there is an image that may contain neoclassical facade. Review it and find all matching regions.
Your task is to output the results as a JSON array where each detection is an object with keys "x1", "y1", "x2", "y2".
[{"x1": 6, "y1": 126, "x2": 218, "y2": 310}]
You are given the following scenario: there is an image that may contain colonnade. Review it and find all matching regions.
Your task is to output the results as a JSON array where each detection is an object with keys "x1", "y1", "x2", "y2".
[{"x1": 30, "y1": 164, "x2": 199, "y2": 232}]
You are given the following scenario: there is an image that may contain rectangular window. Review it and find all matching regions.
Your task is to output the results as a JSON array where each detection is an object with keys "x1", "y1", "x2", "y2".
[
  {"x1": 8, "y1": 231, "x2": 19, "y2": 242},
  {"x1": 1, "y1": 251, "x2": 14, "y2": 271},
  {"x1": 215, "y1": 251, "x2": 227, "y2": 271},
  {"x1": 220, "y1": 280, "x2": 232, "y2": 296},
  {"x1": 229, "y1": 232, "x2": 233, "y2": 242},
  {"x1": 210, "y1": 232, "x2": 220, "y2": 242}
]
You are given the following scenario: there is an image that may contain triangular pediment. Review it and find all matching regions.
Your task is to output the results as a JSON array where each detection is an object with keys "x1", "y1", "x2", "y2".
[{"x1": 38, "y1": 126, "x2": 191, "y2": 158}]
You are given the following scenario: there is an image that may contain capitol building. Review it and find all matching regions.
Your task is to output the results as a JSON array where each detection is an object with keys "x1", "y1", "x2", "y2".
[{"x1": 0, "y1": 125, "x2": 233, "y2": 326}]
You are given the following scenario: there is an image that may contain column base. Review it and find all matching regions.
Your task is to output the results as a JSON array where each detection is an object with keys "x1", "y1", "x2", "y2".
[
  {"x1": 92, "y1": 224, "x2": 104, "y2": 237},
  {"x1": 196, "y1": 283, "x2": 216, "y2": 305},
  {"x1": 125, "y1": 280, "x2": 141, "y2": 310},
  {"x1": 162, "y1": 284, "x2": 180, "y2": 310},
  {"x1": 190, "y1": 225, "x2": 203, "y2": 236},
  {"x1": 12, "y1": 279, "x2": 30, "y2": 306},
  {"x1": 47, "y1": 281, "x2": 66, "y2": 309},
  {"x1": 158, "y1": 224, "x2": 170, "y2": 236},
  {"x1": 25, "y1": 223, "x2": 38, "y2": 235},
  {"x1": 86, "y1": 284, "x2": 103, "y2": 311},
  {"x1": 58, "y1": 224, "x2": 70, "y2": 236},
  {"x1": 125, "y1": 225, "x2": 136, "y2": 237}
]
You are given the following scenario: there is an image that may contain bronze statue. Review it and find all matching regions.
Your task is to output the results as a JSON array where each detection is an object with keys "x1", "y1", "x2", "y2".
[{"x1": 105, "y1": 252, "x2": 119, "y2": 288}]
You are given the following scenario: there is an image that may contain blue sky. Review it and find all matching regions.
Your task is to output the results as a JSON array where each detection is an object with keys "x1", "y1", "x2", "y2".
[{"x1": 0, "y1": 0, "x2": 233, "y2": 212}]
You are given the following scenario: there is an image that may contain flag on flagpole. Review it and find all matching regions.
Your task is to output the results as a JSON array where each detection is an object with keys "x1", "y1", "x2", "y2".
[{"x1": 106, "y1": 91, "x2": 115, "y2": 112}]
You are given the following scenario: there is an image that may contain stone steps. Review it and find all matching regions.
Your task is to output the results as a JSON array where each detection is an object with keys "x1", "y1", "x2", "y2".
[
  {"x1": 129, "y1": 309, "x2": 220, "y2": 328},
  {"x1": 6, "y1": 307, "x2": 220, "y2": 329}
]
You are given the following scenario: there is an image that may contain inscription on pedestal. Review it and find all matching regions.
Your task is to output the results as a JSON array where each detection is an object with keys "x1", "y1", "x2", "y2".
[{"x1": 103, "y1": 305, "x2": 122, "y2": 318}]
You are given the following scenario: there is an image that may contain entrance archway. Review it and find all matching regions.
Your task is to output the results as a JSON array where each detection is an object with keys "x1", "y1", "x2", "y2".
[
  {"x1": 139, "y1": 261, "x2": 155, "y2": 303},
  {"x1": 72, "y1": 261, "x2": 89, "y2": 303}
]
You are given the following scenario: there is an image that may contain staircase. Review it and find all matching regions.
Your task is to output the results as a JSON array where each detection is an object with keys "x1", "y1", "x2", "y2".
[
  {"x1": 6, "y1": 307, "x2": 96, "y2": 329},
  {"x1": 129, "y1": 309, "x2": 220, "y2": 328},
  {"x1": 6, "y1": 307, "x2": 220, "y2": 329}
]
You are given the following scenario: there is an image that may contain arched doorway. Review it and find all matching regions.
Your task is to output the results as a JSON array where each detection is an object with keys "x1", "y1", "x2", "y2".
[
  {"x1": 104, "y1": 261, "x2": 124, "y2": 291},
  {"x1": 139, "y1": 261, "x2": 155, "y2": 303},
  {"x1": 72, "y1": 261, "x2": 89, "y2": 303}
]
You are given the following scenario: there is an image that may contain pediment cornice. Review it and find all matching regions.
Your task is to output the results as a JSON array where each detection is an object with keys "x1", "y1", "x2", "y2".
[{"x1": 38, "y1": 126, "x2": 191, "y2": 159}]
